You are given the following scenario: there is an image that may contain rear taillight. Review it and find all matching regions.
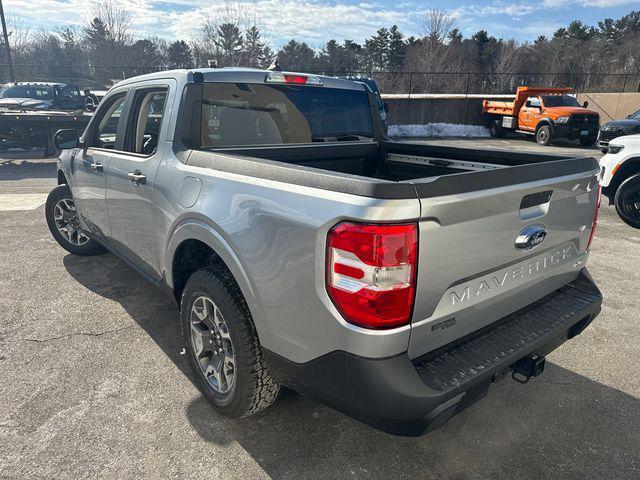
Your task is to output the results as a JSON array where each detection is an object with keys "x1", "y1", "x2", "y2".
[
  {"x1": 587, "y1": 184, "x2": 602, "y2": 251},
  {"x1": 326, "y1": 222, "x2": 418, "y2": 329}
]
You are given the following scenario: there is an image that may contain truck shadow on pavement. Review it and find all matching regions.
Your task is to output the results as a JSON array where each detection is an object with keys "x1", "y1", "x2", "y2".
[{"x1": 63, "y1": 252, "x2": 640, "y2": 480}]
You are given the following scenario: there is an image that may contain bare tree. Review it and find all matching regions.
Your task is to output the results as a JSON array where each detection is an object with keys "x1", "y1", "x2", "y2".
[
  {"x1": 84, "y1": 0, "x2": 133, "y2": 71},
  {"x1": 422, "y1": 9, "x2": 456, "y2": 44},
  {"x1": 194, "y1": 0, "x2": 272, "y2": 68}
]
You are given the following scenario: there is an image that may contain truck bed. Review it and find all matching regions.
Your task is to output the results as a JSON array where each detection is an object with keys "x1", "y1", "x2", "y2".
[
  {"x1": 186, "y1": 140, "x2": 598, "y2": 199},
  {"x1": 482, "y1": 99, "x2": 516, "y2": 116}
]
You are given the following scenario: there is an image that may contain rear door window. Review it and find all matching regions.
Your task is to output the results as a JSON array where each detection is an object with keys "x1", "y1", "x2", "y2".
[
  {"x1": 124, "y1": 89, "x2": 168, "y2": 155},
  {"x1": 201, "y1": 83, "x2": 374, "y2": 147}
]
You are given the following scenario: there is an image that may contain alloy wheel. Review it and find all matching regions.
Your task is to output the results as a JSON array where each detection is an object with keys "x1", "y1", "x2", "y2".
[
  {"x1": 190, "y1": 295, "x2": 236, "y2": 394},
  {"x1": 53, "y1": 198, "x2": 89, "y2": 246}
]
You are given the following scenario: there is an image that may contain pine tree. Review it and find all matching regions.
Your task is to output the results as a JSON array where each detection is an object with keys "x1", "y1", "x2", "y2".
[
  {"x1": 243, "y1": 26, "x2": 269, "y2": 68},
  {"x1": 387, "y1": 25, "x2": 405, "y2": 71},
  {"x1": 167, "y1": 40, "x2": 193, "y2": 69},
  {"x1": 277, "y1": 40, "x2": 318, "y2": 71},
  {"x1": 214, "y1": 23, "x2": 243, "y2": 66}
]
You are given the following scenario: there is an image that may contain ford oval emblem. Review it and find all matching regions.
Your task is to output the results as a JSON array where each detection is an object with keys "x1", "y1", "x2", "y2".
[{"x1": 515, "y1": 225, "x2": 548, "y2": 250}]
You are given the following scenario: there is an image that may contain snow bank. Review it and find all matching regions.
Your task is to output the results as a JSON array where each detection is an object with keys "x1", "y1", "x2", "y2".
[{"x1": 388, "y1": 123, "x2": 491, "y2": 139}]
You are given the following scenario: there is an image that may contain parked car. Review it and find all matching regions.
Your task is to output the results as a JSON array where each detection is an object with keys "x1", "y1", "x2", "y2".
[
  {"x1": 599, "y1": 134, "x2": 640, "y2": 228},
  {"x1": 482, "y1": 86, "x2": 600, "y2": 146},
  {"x1": 0, "y1": 82, "x2": 86, "y2": 111},
  {"x1": 597, "y1": 108, "x2": 640, "y2": 153},
  {"x1": 47, "y1": 68, "x2": 602, "y2": 436}
]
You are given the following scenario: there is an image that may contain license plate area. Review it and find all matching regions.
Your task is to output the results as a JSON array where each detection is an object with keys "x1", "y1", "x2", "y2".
[{"x1": 580, "y1": 130, "x2": 589, "y2": 136}]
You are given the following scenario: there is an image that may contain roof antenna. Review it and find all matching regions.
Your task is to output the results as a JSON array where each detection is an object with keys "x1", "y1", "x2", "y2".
[{"x1": 267, "y1": 59, "x2": 282, "y2": 71}]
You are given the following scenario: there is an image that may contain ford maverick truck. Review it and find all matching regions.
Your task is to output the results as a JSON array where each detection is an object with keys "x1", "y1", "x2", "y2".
[
  {"x1": 47, "y1": 69, "x2": 602, "y2": 436},
  {"x1": 482, "y1": 86, "x2": 600, "y2": 147}
]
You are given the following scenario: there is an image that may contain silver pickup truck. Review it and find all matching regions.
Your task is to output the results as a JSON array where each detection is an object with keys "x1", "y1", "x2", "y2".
[{"x1": 46, "y1": 68, "x2": 603, "y2": 436}]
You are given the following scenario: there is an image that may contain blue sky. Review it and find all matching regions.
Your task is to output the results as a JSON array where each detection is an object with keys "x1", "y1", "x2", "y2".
[{"x1": 4, "y1": 0, "x2": 640, "y2": 48}]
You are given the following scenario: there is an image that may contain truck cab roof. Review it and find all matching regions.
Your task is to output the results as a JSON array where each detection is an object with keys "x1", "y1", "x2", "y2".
[{"x1": 112, "y1": 68, "x2": 368, "y2": 92}]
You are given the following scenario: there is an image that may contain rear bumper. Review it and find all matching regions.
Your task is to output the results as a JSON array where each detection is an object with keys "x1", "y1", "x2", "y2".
[{"x1": 264, "y1": 269, "x2": 602, "y2": 436}]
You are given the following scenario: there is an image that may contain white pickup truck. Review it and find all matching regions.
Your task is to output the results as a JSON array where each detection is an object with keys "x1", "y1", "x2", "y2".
[
  {"x1": 599, "y1": 134, "x2": 640, "y2": 228},
  {"x1": 47, "y1": 68, "x2": 602, "y2": 435}
]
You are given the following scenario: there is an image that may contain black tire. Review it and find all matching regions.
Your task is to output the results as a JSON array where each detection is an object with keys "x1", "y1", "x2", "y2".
[
  {"x1": 489, "y1": 119, "x2": 504, "y2": 138},
  {"x1": 181, "y1": 267, "x2": 280, "y2": 418},
  {"x1": 614, "y1": 174, "x2": 640, "y2": 229},
  {"x1": 536, "y1": 125, "x2": 553, "y2": 146},
  {"x1": 580, "y1": 135, "x2": 597, "y2": 147},
  {"x1": 45, "y1": 185, "x2": 104, "y2": 256}
]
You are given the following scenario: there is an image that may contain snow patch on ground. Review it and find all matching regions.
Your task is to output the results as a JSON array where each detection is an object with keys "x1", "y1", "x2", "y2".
[{"x1": 389, "y1": 123, "x2": 491, "y2": 138}]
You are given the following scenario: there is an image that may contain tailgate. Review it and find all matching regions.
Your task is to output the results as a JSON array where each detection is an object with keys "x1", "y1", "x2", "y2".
[{"x1": 407, "y1": 159, "x2": 599, "y2": 359}]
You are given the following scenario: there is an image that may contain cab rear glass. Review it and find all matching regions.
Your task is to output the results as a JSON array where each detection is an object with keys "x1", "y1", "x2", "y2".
[{"x1": 200, "y1": 83, "x2": 374, "y2": 147}]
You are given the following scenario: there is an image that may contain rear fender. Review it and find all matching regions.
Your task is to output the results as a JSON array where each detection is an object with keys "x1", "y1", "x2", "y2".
[{"x1": 164, "y1": 217, "x2": 268, "y2": 339}]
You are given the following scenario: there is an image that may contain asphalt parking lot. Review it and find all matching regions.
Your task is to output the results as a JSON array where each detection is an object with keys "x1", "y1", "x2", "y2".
[{"x1": 1, "y1": 140, "x2": 639, "y2": 479}]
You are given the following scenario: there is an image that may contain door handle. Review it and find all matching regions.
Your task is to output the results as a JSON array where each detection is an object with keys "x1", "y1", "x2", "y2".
[
  {"x1": 90, "y1": 162, "x2": 103, "y2": 172},
  {"x1": 127, "y1": 170, "x2": 147, "y2": 184}
]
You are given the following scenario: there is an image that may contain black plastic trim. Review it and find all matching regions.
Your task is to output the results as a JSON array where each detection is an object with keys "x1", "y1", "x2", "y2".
[
  {"x1": 185, "y1": 142, "x2": 599, "y2": 200},
  {"x1": 263, "y1": 269, "x2": 602, "y2": 436},
  {"x1": 186, "y1": 147, "x2": 417, "y2": 199}
]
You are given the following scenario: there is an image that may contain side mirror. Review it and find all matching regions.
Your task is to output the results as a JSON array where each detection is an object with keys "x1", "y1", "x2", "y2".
[
  {"x1": 54, "y1": 129, "x2": 80, "y2": 150},
  {"x1": 383, "y1": 102, "x2": 389, "y2": 113},
  {"x1": 583, "y1": 101, "x2": 589, "y2": 108},
  {"x1": 525, "y1": 100, "x2": 532, "y2": 108}
]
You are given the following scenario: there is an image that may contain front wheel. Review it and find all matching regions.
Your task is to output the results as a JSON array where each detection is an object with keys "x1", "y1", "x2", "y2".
[
  {"x1": 45, "y1": 185, "x2": 104, "y2": 255},
  {"x1": 181, "y1": 267, "x2": 280, "y2": 418},
  {"x1": 536, "y1": 125, "x2": 553, "y2": 146},
  {"x1": 614, "y1": 174, "x2": 640, "y2": 229}
]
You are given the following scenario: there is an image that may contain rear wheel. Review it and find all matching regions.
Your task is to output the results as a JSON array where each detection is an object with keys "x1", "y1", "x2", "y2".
[
  {"x1": 580, "y1": 135, "x2": 597, "y2": 147},
  {"x1": 45, "y1": 185, "x2": 104, "y2": 256},
  {"x1": 614, "y1": 174, "x2": 640, "y2": 229},
  {"x1": 536, "y1": 125, "x2": 552, "y2": 146},
  {"x1": 489, "y1": 119, "x2": 504, "y2": 138},
  {"x1": 181, "y1": 267, "x2": 280, "y2": 418}
]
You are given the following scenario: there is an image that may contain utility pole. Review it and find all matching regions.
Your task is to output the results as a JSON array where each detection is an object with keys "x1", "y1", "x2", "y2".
[{"x1": 0, "y1": 0, "x2": 15, "y2": 83}]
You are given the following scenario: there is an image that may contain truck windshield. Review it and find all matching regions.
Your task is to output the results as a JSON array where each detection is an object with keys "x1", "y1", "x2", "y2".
[
  {"x1": 541, "y1": 95, "x2": 581, "y2": 107},
  {"x1": 0, "y1": 85, "x2": 53, "y2": 100},
  {"x1": 201, "y1": 83, "x2": 374, "y2": 147}
]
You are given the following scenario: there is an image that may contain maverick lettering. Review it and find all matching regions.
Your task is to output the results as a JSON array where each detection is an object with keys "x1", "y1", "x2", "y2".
[{"x1": 449, "y1": 246, "x2": 573, "y2": 306}]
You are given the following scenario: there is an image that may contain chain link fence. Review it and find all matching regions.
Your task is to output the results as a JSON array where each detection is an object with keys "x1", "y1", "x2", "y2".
[{"x1": 1, "y1": 64, "x2": 639, "y2": 95}]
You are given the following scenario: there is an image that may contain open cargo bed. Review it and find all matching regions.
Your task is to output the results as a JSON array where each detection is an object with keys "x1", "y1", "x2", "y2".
[{"x1": 185, "y1": 140, "x2": 599, "y2": 199}]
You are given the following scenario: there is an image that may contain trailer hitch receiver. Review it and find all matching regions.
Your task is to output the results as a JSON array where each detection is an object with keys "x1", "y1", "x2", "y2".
[{"x1": 512, "y1": 354, "x2": 546, "y2": 384}]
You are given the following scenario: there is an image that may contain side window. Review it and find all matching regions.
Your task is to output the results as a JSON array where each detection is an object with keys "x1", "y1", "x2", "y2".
[
  {"x1": 60, "y1": 86, "x2": 76, "y2": 98},
  {"x1": 126, "y1": 88, "x2": 167, "y2": 155},
  {"x1": 89, "y1": 93, "x2": 127, "y2": 150},
  {"x1": 528, "y1": 97, "x2": 541, "y2": 108}
]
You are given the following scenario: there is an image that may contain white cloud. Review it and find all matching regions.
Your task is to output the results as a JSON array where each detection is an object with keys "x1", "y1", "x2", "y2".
[{"x1": 4, "y1": 0, "x2": 422, "y2": 46}]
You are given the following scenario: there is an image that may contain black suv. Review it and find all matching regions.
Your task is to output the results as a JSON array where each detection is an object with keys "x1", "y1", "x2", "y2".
[{"x1": 598, "y1": 108, "x2": 640, "y2": 153}]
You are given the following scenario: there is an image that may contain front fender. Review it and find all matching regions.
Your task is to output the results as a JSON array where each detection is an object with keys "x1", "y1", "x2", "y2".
[
  {"x1": 56, "y1": 150, "x2": 76, "y2": 190},
  {"x1": 536, "y1": 118, "x2": 554, "y2": 131}
]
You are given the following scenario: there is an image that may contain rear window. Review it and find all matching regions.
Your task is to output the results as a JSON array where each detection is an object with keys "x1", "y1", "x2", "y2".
[{"x1": 201, "y1": 83, "x2": 374, "y2": 147}]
